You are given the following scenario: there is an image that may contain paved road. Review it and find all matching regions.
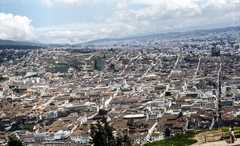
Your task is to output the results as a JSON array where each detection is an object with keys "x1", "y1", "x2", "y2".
[{"x1": 165, "y1": 55, "x2": 179, "y2": 81}]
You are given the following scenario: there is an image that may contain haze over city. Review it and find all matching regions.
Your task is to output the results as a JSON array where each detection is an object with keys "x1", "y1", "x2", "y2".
[{"x1": 0, "y1": 0, "x2": 239, "y2": 44}]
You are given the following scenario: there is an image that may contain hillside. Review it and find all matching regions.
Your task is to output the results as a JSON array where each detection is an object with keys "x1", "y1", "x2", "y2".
[{"x1": 144, "y1": 127, "x2": 240, "y2": 146}]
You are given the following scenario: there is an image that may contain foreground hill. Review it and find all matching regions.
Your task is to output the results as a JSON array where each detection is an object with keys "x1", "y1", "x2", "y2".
[{"x1": 144, "y1": 127, "x2": 240, "y2": 146}]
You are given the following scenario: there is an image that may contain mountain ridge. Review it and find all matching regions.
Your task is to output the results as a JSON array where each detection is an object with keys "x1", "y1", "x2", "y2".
[{"x1": 0, "y1": 26, "x2": 239, "y2": 47}]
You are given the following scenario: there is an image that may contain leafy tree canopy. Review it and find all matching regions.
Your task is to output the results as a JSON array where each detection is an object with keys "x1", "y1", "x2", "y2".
[
  {"x1": 90, "y1": 117, "x2": 132, "y2": 146},
  {"x1": 7, "y1": 134, "x2": 24, "y2": 146}
]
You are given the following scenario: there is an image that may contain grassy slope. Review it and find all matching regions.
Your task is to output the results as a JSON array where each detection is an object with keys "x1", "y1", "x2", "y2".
[
  {"x1": 144, "y1": 132, "x2": 199, "y2": 146},
  {"x1": 144, "y1": 127, "x2": 240, "y2": 146}
]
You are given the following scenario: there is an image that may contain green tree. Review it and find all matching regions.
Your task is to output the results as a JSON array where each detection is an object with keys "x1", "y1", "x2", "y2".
[
  {"x1": 127, "y1": 119, "x2": 135, "y2": 128},
  {"x1": 50, "y1": 102, "x2": 55, "y2": 106},
  {"x1": 98, "y1": 109, "x2": 108, "y2": 115},
  {"x1": 94, "y1": 60, "x2": 98, "y2": 70},
  {"x1": 165, "y1": 92, "x2": 172, "y2": 96},
  {"x1": 116, "y1": 136, "x2": 122, "y2": 146},
  {"x1": 165, "y1": 128, "x2": 171, "y2": 137},
  {"x1": 69, "y1": 97, "x2": 74, "y2": 102},
  {"x1": 179, "y1": 112, "x2": 183, "y2": 117},
  {"x1": 122, "y1": 135, "x2": 132, "y2": 146},
  {"x1": 116, "y1": 134, "x2": 132, "y2": 146},
  {"x1": 90, "y1": 117, "x2": 132, "y2": 146},
  {"x1": 7, "y1": 134, "x2": 24, "y2": 146},
  {"x1": 109, "y1": 64, "x2": 115, "y2": 70},
  {"x1": 90, "y1": 120, "x2": 109, "y2": 146},
  {"x1": 0, "y1": 74, "x2": 8, "y2": 82}
]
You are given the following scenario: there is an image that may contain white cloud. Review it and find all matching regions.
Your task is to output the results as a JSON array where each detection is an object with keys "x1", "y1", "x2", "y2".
[
  {"x1": 36, "y1": 22, "x2": 122, "y2": 44},
  {"x1": 0, "y1": 13, "x2": 36, "y2": 41},
  {"x1": 38, "y1": 30, "x2": 95, "y2": 44},
  {"x1": 94, "y1": 15, "x2": 105, "y2": 21},
  {"x1": 105, "y1": 0, "x2": 238, "y2": 32},
  {"x1": 36, "y1": 0, "x2": 239, "y2": 44},
  {"x1": 115, "y1": 1, "x2": 129, "y2": 10},
  {"x1": 2, "y1": 0, "x2": 239, "y2": 44}
]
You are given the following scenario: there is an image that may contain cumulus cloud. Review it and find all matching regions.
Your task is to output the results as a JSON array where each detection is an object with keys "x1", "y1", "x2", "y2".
[
  {"x1": 36, "y1": 22, "x2": 122, "y2": 44},
  {"x1": 105, "y1": 0, "x2": 238, "y2": 33},
  {"x1": 115, "y1": 1, "x2": 129, "y2": 10},
  {"x1": 0, "y1": 13, "x2": 36, "y2": 41},
  {"x1": 38, "y1": 30, "x2": 95, "y2": 44},
  {"x1": 36, "y1": 0, "x2": 239, "y2": 44},
  {"x1": 2, "y1": 0, "x2": 239, "y2": 44}
]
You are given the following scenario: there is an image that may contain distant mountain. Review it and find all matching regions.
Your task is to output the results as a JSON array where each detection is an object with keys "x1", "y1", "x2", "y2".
[
  {"x1": 48, "y1": 44, "x2": 71, "y2": 47},
  {"x1": 0, "y1": 39, "x2": 46, "y2": 46},
  {"x1": 80, "y1": 26, "x2": 240, "y2": 45},
  {"x1": 0, "y1": 39, "x2": 49, "y2": 50},
  {"x1": 0, "y1": 39, "x2": 71, "y2": 49},
  {"x1": 0, "y1": 26, "x2": 239, "y2": 48}
]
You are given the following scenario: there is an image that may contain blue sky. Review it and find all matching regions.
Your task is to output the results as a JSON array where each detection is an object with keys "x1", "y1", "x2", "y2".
[{"x1": 0, "y1": 0, "x2": 239, "y2": 44}]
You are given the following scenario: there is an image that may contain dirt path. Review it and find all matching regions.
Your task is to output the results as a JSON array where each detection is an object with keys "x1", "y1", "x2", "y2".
[
  {"x1": 191, "y1": 129, "x2": 222, "y2": 145},
  {"x1": 191, "y1": 129, "x2": 240, "y2": 146}
]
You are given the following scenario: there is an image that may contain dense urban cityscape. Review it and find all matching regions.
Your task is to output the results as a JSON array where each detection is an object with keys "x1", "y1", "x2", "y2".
[{"x1": 0, "y1": 27, "x2": 240, "y2": 145}]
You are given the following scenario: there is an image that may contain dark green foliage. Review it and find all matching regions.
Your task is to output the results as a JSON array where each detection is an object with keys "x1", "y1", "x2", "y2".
[
  {"x1": 69, "y1": 97, "x2": 74, "y2": 102},
  {"x1": 165, "y1": 92, "x2": 172, "y2": 96},
  {"x1": 90, "y1": 117, "x2": 132, "y2": 146},
  {"x1": 65, "y1": 75, "x2": 72, "y2": 79},
  {"x1": 207, "y1": 81, "x2": 217, "y2": 88},
  {"x1": 98, "y1": 109, "x2": 108, "y2": 115},
  {"x1": 47, "y1": 56, "x2": 83, "y2": 73},
  {"x1": 144, "y1": 132, "x2": 198, "y2": 146},
  {"x1": 127, "y1": 119, "x2": 134, "y2": 127},
  {"x1": 50, "y1": 102, "x2": 55, "y2": 106},
  {"x1": 69, "y1": 58, "x2": 80, "y2": 70},
  {"x1": 0, "y1": 45, "x2": 43, "y2": 50},
  {"x1": 94, "y1": 59, "x2": 105, "y2": 70},
  {"x1": 46, "y1": 52, "x2": 111, "y2": 73},
  {"x1": 0, "y1": 74, "x2": 8, "y2": 82},
  {"x1": 14, "y1": 72, "x2": 26, "y2": 77},
  {"x1": 164, "y1": 128, "x2": 171, "y2": 137},
  {"x1": 12, "y1": 59, "x2": 23, "y2": 65},
  {"x1": 90, "y1": 119, "x2": 111, "y2": 146},
  {"x1": 22, "y1": 124, "x2": 35, "y2": 131},
  {"x1": 47, "y1": 64, "x2": 70, "y2": 73},
  {"x1": 109, "y1": 63, "x2": 118, "y2": 72},
  {"x1": 13, "y1": 88, "x2": 19, "y2": 93},
  {"x1": 94, "y1": 60, "x2": 98, "y2": 70},
  {"x1": 116, "y1": 136, "x2": 122, "y2": 146},
  {"x1": 92, "y1": 54, "x2": 108, "y2": 71},
  {"x1": 7, "y1": 134, "x2": 24, "y2": 146},
  {"x1": 179, "y1": 112, "x2": 183, "y2": 117},
  {"x1": 109, "y1": 64, "x2": 115, "y2": 70},
  {"x1": 121, "y1": 135, "x2": 132, "y2": 146},
  {"x1": 116, "y1": 135, "x2": 132, "y2": 146}
]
